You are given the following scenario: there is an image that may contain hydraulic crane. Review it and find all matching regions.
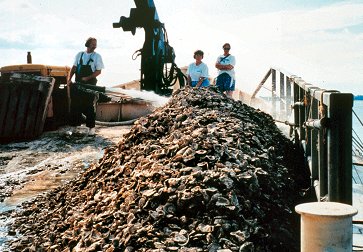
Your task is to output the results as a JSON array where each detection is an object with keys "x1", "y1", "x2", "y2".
[{"x1": 113, "y1": 0, "x2": 185, "y2": 96}]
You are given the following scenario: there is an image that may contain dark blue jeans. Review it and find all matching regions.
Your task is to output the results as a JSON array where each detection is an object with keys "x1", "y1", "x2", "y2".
[
  {"x1": 216, "y1": 73, "x2": 235, "y2": 92},
  {"x1": 69, "y1": 84, "x2": 98, "y2": 128}
]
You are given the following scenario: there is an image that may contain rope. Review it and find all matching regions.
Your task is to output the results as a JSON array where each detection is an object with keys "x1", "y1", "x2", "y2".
[
  {"x1": 319, "y1": 90, "x2": 327, "y2": 118},
  {"x1": 318, "y1": 90, "x2": 339, "y2": 118},
  {"x1": 304, "y1": 91, "x2": 314, "y2": 144},
  {"x1": 353, "y1": 109, "x2": 363, "y2": 127}
]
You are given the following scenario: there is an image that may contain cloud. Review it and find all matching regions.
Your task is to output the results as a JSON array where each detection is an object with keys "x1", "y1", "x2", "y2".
[
  {"x1": 212, "y1": 2, "x2": 363, "y2": 94},
  {"x1": 281, "y1": 3, "x2": 363, "y2": 33},
  {"x1": 0, "y1": 0, "x2": 362, "y2": 95}
]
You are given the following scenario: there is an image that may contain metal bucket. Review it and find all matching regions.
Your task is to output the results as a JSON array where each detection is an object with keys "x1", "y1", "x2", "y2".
[{"x1": 96, "y1": 99, "x2": 154, "y2": 122}]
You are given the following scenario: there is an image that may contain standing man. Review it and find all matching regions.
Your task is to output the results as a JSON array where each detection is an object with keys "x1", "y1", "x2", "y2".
[
  {"x1": 215, "y1": 43, "x2": 236, "y2": 97},
  {"x1": 68, "y1": 37, "x2": 104, "y2": 85},
  {"x1": 67, "y1": 37, "x2": 104, "y2": 135}
]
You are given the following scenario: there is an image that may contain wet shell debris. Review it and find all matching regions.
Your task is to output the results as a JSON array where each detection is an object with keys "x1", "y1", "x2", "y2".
[{"x1": 6, "y1": 87, "x2": 308, "y2": 251}]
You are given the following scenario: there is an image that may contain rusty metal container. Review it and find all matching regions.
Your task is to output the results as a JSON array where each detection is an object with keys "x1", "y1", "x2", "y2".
[
  {"x1": 96, "y1": 99, "x2": 154, "y2": 122},
  {"x1": 0, "y1": 63, "x2": 71, "y2": 131},
  {"x1": 0, "y1": 73, "x2": 55, "y2": 143}
]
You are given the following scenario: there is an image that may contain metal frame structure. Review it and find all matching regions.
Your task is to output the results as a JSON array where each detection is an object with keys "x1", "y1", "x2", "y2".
[
  {"x1": 113, "y1": 0, "x2": 185, "y2": 96},
  {"x1": 252, "y1": 68, "x2": 354, "y2": 204}
]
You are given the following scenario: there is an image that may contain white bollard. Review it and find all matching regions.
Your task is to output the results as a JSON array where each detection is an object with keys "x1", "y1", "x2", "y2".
[{"x1": 295, "y1": 202, "x2": 358, "y2": 252}]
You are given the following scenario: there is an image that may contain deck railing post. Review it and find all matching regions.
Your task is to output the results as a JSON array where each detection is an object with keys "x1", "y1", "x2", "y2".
[
  {"x1": 327, "y1": 93, "x2": 353, "y2": 204},
  {"x1": 280, "y1": 72, "x2": 285, "y2": 120},
  {"x1": 319, "y1": 102, "x2": 328, "y2": 200},
  {"x1": 319, "y1": 130, "x2": 327, "y2": 199},
  {"x1": 293, "y1": 80, "x2": 300, "y2": 143},
  {"x1": 304, "y1": 85, "x2": 313, "y2": 154},
  {"x1": 252, "y1": 69, "x2": 354, "y2": 204},
  {"x1": 271, "y1": 69, "x2": 276, "y2": 118},
  {"x1": 299, "y1": 86, "x2": 306, "y2": 142},
  {"x1": 310, "y1": 90, "x2": 319, "y2": 199},
  {"x1": 286, "y1": 76, "x2": 291, "y2": 119}
]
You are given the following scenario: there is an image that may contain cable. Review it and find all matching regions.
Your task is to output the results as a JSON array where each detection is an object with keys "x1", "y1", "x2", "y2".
[
  {"x1": 132, "y1": 49, "x2": 142, "y2": 60},
  {"x1": 353, "y1": 128, "x2": 363, "y2": 148},
  {"x1": 158, "y1": 26, "x2": 187, "y2": 92},
  {"x1": 353, "y1": 164, "x2": 363, "y2": 184},
  {"x1": 353, "y1": 137, "x2": 363, "y2": 154},
  {"x1": 357, "y1": 167, "x2": 363, "y2": 183},
  {"x1": 353, "y1": 109, "x2": 363, "y2": 127}
]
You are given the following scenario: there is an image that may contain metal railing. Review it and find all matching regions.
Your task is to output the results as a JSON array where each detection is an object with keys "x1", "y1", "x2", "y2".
[{"x1": 251, "y1": 68, "x2": 354, "y2": 204}]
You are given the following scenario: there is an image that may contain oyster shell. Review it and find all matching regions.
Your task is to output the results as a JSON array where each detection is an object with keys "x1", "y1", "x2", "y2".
[{"x1": 6, "y1": 87, "x2": 307, "y2": 252}]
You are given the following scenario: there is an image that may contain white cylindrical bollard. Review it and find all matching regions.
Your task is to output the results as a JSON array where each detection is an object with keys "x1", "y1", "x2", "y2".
[{"x1": 295, "y1": 202, "x2": 358, "y2": 252}]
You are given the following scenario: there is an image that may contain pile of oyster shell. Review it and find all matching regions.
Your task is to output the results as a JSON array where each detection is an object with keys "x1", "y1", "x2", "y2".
[{"x1": 7, "y1": 87, "x2": 308, "y2": 251}]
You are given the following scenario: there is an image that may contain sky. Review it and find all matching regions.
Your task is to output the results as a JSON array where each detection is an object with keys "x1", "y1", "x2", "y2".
[{"x1": 0, "y1": 0, "x2": 363, "y2": 95}]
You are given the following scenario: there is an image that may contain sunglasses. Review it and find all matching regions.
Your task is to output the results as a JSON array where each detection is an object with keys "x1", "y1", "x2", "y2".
[{"x1": 223, "y1": 47, "x2": 230, "y2": 50}]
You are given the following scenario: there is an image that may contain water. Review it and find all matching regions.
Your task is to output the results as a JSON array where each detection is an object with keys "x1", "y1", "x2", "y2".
[
  {"x1": 0, "y1": 125, "x2": 130, "y2": 248},
  {"x1": 352, "y1": 100, "x2": 363, "y2": 247},
  {"x1": 353, "y1": 100, "x2": 363, "y2": 141},
  {"x1": 106, "y1": 87, "x2": 170, "y2": 107},
  {"x1": 353, "y1": 100, "x2": 363, "y2": 132}
]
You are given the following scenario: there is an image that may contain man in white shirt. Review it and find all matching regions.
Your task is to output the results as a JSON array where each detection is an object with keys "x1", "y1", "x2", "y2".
[
  {"x1": 68, "y1": 37, "x2": 104, "y2": 86},
  {"x1": 67, "y1": 37, "x2": 105, "y2": 135}
]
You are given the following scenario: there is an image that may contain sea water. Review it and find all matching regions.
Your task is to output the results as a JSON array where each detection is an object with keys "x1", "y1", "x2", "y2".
[{"x1": 353, "y1": 100, "x2": 363, "y2": 143}]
